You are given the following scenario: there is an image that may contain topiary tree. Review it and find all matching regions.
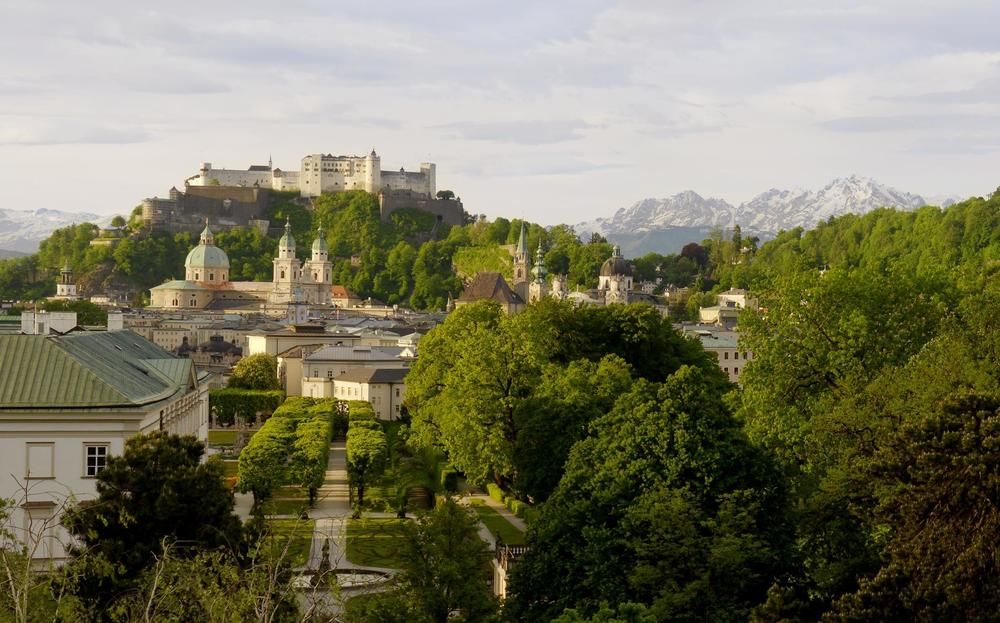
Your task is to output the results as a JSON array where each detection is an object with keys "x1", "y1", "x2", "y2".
[
  {"x1": 346, "y1": 425, "x2": 388, "y2": 508},
  {"x1": 229, "y1": 353, "x2": 281, "y2": 391}
]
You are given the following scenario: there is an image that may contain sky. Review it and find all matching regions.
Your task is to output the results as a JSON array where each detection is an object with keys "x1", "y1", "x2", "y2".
[{"x1": 1, "y1": 0, "x2": 999, "y2": 225}]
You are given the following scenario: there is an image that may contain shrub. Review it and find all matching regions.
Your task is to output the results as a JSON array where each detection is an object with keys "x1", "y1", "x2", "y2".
[
  {"x1": 440, "y1": 464, "x2": 460, "y2": 493},
  {"x1": 486, "y1": 483, "x2": 505, "y2": 503},
  {"x1": 209, "y1": 389, "x2": 284, "y2": 426}
]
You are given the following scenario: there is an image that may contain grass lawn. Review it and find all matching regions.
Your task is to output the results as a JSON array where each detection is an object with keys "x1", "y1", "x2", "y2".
[
  {"x1": 208, "y1": 430, "x2": 237, "y2": 445},
  {"x1": 346, "y1": 518, "x2": 409, "y2": 568},
  {"x1": 469, "y1": 499, "x2": 526, "y2": 545},
  {"x1": 262, "y1": 497, "x2": 309, "y2": 516},
  {"x1": 264, "y1": 518, "x2": 315, "y2": 567}
]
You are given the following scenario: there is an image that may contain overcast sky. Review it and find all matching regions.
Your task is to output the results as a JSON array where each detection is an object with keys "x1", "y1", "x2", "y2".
[{"x1": 1, "y1": 0, "x2": 999, "y2": 224}]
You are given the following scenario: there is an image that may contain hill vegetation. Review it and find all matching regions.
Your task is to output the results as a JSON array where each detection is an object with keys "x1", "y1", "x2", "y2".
[
  {"x1": 398, "y1": 189, "x2": 1000, "y2": 621},
  {"x1": 0, "y1": 191, "x2": 653, "y2": 310}
]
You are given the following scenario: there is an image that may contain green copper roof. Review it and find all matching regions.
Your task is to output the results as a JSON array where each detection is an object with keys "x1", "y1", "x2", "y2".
[
  {"x1": 151, "y1": 280, "x2": 206, "y2": 291},
  {"x1": 0, "y1": 331, "x2": 193, "y2": 408},
  {"x1": 312, "y1": 226, "x2": 328, "y2": 253},
  {"x1": 185, "y1": 244, "x2": 230, "y2": 270},
  {"x1": 516, "y1": 223, "x2": 527, "y2": 255},
  {"x1": 279, "y1": 218, "x2": 295, "y2": 249}
]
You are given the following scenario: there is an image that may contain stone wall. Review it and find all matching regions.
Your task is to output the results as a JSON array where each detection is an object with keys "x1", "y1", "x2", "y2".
[
  {"x1": 143, "y1": 186, "x2": 272, "y2": 234},
  {"x1": 378, "y1": 190, "x2": 464, "y2": 228}
]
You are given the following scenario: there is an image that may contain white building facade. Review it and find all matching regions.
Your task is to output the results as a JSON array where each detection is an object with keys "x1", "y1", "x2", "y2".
[
  {"x1": 187, "y1": 150, "x2": 435, "y2": 199},
  {"x1": 0, "y1": 331, "x2": 208, "y2": 560}
]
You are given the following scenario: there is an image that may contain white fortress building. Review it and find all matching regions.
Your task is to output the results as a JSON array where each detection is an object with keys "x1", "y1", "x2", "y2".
[{"x1": 186, "y1": 150, "x2": 436, "y2": 199}]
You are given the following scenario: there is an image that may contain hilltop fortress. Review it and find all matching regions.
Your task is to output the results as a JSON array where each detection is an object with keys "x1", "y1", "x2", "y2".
[{"x1": 142, "y1": 150, "x2": 463, "y2": 234}]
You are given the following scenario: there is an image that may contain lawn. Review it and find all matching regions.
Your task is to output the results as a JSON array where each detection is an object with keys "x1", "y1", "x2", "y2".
[
  {"x1": 469, "y1": 499, "x2": 526, "y2": 545},
  {"x1": 208, "y1": 430, "x2": 237, "y2": 445},
  {"x1": 346, "y1": 518, "x2": 409, "y2": 568},
  {"x1": 264, "y1": 518, "x2": 315, "y2": 568},
  {"x1": 262, "y1": 497, "x2": 309, "y2": 517}
]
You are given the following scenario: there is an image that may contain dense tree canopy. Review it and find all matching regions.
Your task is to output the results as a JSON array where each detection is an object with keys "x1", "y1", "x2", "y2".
[
  {"x1": 407, "y1": 299, "x2": 726, "y2": 495},
  {"x1": 60, "y1": 433, "x2": 244, "y2": 619},
  {"x1": 507, "y1": 367, "x2": 790, "y2": 622}
]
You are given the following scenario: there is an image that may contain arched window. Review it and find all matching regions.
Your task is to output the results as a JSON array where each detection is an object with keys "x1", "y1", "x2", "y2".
[
  {"x1": 209, "y1": 273, "x2": 214, "y2": 281},
  {"x1": 313, "y1": 272, "x2": 318, "y2": 281},
  {"x1": 195, "y1": 272, "x2": 200, "y2": 280},
  {"x1": 222, "y1": 273, "x2": 226, "y2": 281},
  {"x1": 281, "y1": 270, "x2": 285, "y2": 279}
]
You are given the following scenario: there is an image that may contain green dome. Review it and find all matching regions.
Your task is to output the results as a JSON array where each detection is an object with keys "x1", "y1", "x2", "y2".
[
  {"x1": 279, "y1": 218, "x2": 295, "y2": 249},
  {"x1": 185, "y1": 244, "x2": 230, "y2": 270},
  {"x1": 312, "y1": 226, "x2": 328, "y2": 253}
]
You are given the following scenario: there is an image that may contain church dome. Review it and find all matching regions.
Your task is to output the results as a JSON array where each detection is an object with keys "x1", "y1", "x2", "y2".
[
  {"x1": 185, "y1": 244, "x2": 230, "y2": 270},
  {"x1": 599, "y1": 245, "x2": 630, "y2": 277},
  {"x1": 312, "y1": 226, "x2": 328, "y2": 253},
  {"x1": 278, "y1": 218, "x2": 295, "y2": 250}
]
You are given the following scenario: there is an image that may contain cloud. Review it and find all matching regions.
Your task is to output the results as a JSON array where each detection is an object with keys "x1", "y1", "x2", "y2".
[
  {"x1": 0, "y1": 120, "x2": 150, "y2": 146},
  {"x1": 440, "y1": 120, "x2": 594, "y2": 145}
]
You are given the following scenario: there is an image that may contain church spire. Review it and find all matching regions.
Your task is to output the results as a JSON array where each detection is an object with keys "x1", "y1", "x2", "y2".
[
  {"x1": 516, "y1": 222, "x2": 527, "y2": 256},
  {"x1": 200, "y1": 217, "x2": 214, "y2": 245}
]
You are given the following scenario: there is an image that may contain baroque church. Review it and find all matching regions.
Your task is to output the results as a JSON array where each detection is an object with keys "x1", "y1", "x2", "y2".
[
  {"x1": 455, "y1": 223, "x2": 641, "y2": 313},
  {"x1": 149, "y1": 219, "x2": 332, "y2": 311}
]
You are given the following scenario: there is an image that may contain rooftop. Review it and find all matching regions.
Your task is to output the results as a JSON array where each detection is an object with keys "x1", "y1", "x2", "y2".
[
  {"x1": 335, "y1": 367, "x2": 408, "y2": 384},
  {"x1": 0, "y1": 331, "x2": 192, "y2": 409}
]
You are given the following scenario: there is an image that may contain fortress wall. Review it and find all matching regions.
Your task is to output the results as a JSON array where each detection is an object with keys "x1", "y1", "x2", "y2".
[
  {"x1": 189, "y1": 169, "x2": 273, "y2": 188},
  {"x1": 379, "y1": 192, "x2": 464, "y2": 228},
  {"x1": 380, "y1": 170, "x2": 433, "y2": 196}
]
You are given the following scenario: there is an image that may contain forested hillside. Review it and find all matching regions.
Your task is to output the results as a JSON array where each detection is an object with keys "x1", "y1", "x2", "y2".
[
  {"x1": 398, "y1": 190, "x2": 1000, "y2": 621},
  {"x1": 0, "y1": 191, "x2": 655, "y2": 310}
]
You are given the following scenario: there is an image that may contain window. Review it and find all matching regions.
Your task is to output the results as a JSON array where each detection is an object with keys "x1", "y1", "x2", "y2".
[
  {"x1": 724, "y1": 352, "x2": 729, "y2": 360},
  {"x1": 734, "y1": 367, "x2": 740, "y2": 375},
  {"x1": 209, "y1": 273, "x2": 214, "y2": 281},
  {"x1": 25, "y1": 443, "x2": 54, "y2": 479},
  {"x1": 281, "y1": 270, "x2": 286, "y2": 279},
  {"x1": 723, "y1": 367, "x2": 729, "y2": 374},
  {"x1": 327, "y1": 370, "x2": 333, "y2": 378},
  {"x1": 84, "y1": 444, "x2": 109, "y2": 477}
]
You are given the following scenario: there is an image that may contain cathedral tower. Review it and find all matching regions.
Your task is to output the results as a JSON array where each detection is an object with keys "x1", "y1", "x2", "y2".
[{"x1": 272, "y1": 218, "x2": 302, "y2": 304}]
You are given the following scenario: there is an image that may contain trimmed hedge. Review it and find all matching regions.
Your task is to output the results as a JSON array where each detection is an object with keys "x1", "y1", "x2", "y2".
[
  {"x1": 209, "y1": 389, "x2": 284, "y2": 426},
  {"x1": 237, "y1": 397, "x2": 338, "y2": 504},
  {"x1": 486, "y1": 483, "x2": 505, "y2": 503}
]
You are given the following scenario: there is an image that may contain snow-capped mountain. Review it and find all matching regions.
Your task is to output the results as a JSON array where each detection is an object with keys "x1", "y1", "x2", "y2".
[
  {"x1": 0, "y1": 208, "x2": 109, "y2": 254},
  {"x1": 576, "y1": 190, "x2": 735, "y2": 236},
  {"x1": 734, "y1": 176, "x2": 927, "y2": 233},
  {"x1": 579, "y1": 176, "x2": 934, "y2": 238}
]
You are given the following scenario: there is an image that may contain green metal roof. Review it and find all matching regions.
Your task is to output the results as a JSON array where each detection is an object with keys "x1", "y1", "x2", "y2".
[
  {"x1": 184, "y1": 244, "x2": 230, "y2": 270},
  {"x1": 150, "y1": 280, "x2": 207, "y2": 291},
  {"x1": 312, "y1": 226, "x2": 328, "y2": 253},
  {"x1": 0, "y1": 331, "x2": 193, "y2": 409}
]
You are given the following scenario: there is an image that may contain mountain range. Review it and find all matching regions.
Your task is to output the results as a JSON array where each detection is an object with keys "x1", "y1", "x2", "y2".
[
  {"x1": 0, "y1": 208, "x2": 110, "y2": 254},
  {"x1": 576, "y1": 176, "x2": 959, "y2": 256}
]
